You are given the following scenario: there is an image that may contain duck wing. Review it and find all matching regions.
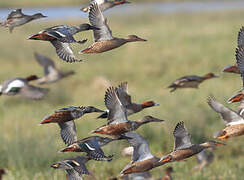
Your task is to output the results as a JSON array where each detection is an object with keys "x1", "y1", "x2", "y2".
[
  {"x1": 125, "y1": 132, "x2": 154, "y2": 163},
  {"x1": 58, "y1": 121, "x2": 77, "y2": 145},
  {"x1": 66, "y1": 169, "x2": 82, "y2": 180},
  {"x1": 237, "y1": 26, "x2": 244, "y2": 48},
  {"x1": 34, "y1": 52, "x2": 56, "y2": 76},
  {"x1": 173, "y1": 121, "x2": 192, "y2": 151},
  {"x1": 88, "y1": 2, "x2": 113, "y2": 42},
  {"x1": 50, "y1": 40, "x2": 81, "y2": 63},
  {"x1": 116, "y1": 82, "x2": 132, "y2": 107},
  {"x1": 19, "y1": 84, "x2": 47, "y2": 100},
  {"x1": 235, "y1": 47, "x2": 244, "y2": 87},
  {"x1": 7, "y1": 9, "x2": 24, "y2": 19},
  {"x1": 47, "y1": 26, "x2": 77, "y2": 43},
  {"x1": 207, "y1": 96, "x2": 244, "y2": 125},
  {"x1": 104, "y1": 87, "x2": 128, "y2": 124}
]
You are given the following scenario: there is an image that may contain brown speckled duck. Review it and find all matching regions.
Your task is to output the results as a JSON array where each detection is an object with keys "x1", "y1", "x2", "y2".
[
  {"x1": 51, "y1": 156, "x2": 90, "y2": 180},
  {"x1": 79, "y1": 2, "x2": 146, "y2": 54},
  {"x1": 0, "y1": 9, "x2": 46, "y2": 33},
  {"x1": 92, "y1": 87, "x2": 164, "y2": 138},
  {"x1": 34, "y1": 52, "x2": 75, "y2": 84},
  {"x1": 40, "y1": 106, "x2": 104, "y2": 145},
  {"x1": 158, "y1": 122, "x2": 224, "y2": 164},
  {"x1": 97, "y1": 82, "x2": 159, "y2": 118},
  {"x1": 81, "y1": 0, "x2": 130, "y2": 13},
  {"x1": 168, "y1": 73, "x2": 218, "y2": 92},
  {"x1": 0, "y1": 75, "x2": 47, "y2": 100},
  {"x1": 207, "y1": 96, "x2": 244, "y2": 140}
]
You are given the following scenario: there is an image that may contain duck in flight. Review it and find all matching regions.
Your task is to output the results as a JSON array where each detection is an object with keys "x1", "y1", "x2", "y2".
[{"x1": 80, "y1": 2, "x2": 146, "y2": 54}]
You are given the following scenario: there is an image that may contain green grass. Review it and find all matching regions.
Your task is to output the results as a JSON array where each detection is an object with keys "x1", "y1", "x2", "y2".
[{"x1": 0, "y1": 10, "x2": 244, "y2": 179}]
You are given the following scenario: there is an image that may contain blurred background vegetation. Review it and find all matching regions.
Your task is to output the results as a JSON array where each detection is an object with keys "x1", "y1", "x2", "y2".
[{"x1": 0, "y1": 0, "x2": 244, "y2": 180}]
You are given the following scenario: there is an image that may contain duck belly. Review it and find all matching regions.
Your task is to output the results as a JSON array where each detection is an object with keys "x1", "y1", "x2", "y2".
[
  {"x1": 172, "y1": 148, "x2": 200, "y2": 161},
  {"x1": 95, "y1": 123, "x2": 131, "y2": 135},
  {"x1": 84, "y1": 40, "x2": 125, "y2": 53},
  {"x1": 225, "y1": 124, "x2": 244, "y2": 138}
]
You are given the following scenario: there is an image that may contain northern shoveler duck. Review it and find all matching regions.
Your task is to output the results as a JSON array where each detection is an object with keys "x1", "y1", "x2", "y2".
[
  {"x1": 192, "y1": 149, "x2": 214, "y2": 171},
  {"x1": 97, "y1": 82, "x2": 159, "y2": 118},
  {"x1": 29, "y1": 24, "x2": 98, "y2": 62},
  {"x1": 158, "y1": 122, "x2": 224, "y2": 164},
  {"x1": 158, "y1": 167, "x2": 174, "y2": 180},
  {"x1": 0, "y1": 75, "x2": 47, "y2": 100},
  {"x1": 59, "y1": 136, "x2": 126, "y2": 161},
  {"x1": 34, "y1": 52, "x2": 75, "y2": 84},
  {"x1": 92, "y1": 87, "x2": 164, "y2": 137},
  {"x1": 120, "y1": 132, "x2": 165, "y2": 175},
  {"x1": 79, "y1": 2, "x2": 146, "y2": 54},
  {"x1": 207, "y1": 96, "x2": 244, "y2": 140},
  {"x1": 168, "y1": 73, "x2": 218, "y2": 92},
  {"x1": 0, "y1": 9, "x2": 46, "y2": 33},
  {"x1": 40, "y1": 106, "x2": 104, "y2": 145},
  {"x1": 228, "y1": 47, "x2": 244, "y2": 103},
  {"x1": 51, "y1": 156, "x2": 90, "y2": 180},
  {"x1": 81, "y1": 0, "x2": 130, "y2": 12},
  {"x1": 0, "y1": 169, "x2": 6, "y2": 180}
]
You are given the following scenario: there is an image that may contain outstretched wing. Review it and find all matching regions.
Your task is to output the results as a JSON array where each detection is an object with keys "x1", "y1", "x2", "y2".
[
  {"x1": 104, "y1": 87, "x2": 128, "y2": 124},
  {"x1": 207, "y1": 96, "x2": 244, "y2": 124},
  {"x1": 173, "y1": 121, "x2": 192, "y2": 150},
  {"x1": 58, "y1": 121, "x2": 77, "y2": 145},
  {"x1": 7, "y1": 9, "x2": 23, "y2": 19},
  {"x1": 88, "y1": 2, "x2": 113, "y2": 42},
  {"x1": 235, "y1": 47, "x2": 244, "y2": 87},
  {"x1": 116, "y1": 82, "x2": 132, "y2": 107}
]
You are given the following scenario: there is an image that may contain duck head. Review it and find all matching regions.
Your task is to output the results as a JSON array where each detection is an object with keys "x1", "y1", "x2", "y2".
[
  {"x1": 203, "y1": 73, "x2": 219, "y2": 79},
  {"x1": 138, "y1": 115, "x2": 164, "y2": 125},
  {"x1": 32, "y1": 13, "x2": 47, "y2": 19},
  {"x1": 59, "y1": 143, "x2": 81, "y2": 153},
  {"x1": 141, "y1": 101, "x2": 159, "y2": 109},
  {"x1": 25, "y1": 75, "x2": 39, "y2": 81},
  {"x1": 227, "y1": 90, "x2": 244, "y2": 103},
  {"x1": 126, "y1": 35, "x2": 147, "y2": 42},
  {"x1": 201, "y1": 140, "x2": 225, "y2": 148}
]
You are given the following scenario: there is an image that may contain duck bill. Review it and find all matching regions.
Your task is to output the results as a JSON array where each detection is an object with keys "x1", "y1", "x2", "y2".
[
  {"x1": 215, "y1": 142, "x2": 226, "y2": 146},
  {"x1": 159, "y1": 156, "x2": 172, "y2": 163},
  {"x1": 115, "y1": 0, "x2": 131, "y2": 5},
  {"x1": 28, "y1": 34, "x2": 41, "y2": 40},
  {"x1": 137, "y1": 37, "x2": 147, "y2": 41},
  {"x1": 227, "y1": 93, "x2": 244, "y2": 103}
]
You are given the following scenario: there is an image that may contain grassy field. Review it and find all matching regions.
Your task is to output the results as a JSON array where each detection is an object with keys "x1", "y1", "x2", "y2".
[{"x1": 0, "y1": 9, "x2": 244, "y2": 180}]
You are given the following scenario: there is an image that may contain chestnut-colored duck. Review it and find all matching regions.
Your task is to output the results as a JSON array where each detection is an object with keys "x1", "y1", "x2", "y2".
[
  {"x1": 81, "y1": 0, "x2": 130, "y2": 13},
  {"x1": 120, "y1": 132, "x2": 165, "y2": 176},
  {"x1": 51, "y1": 156, "x2": 90, "y2": 180},
  {"x1": 207, "y1": 96, "x2": 244, "y2": 140},
  {"x1": 168, "y1": 73, "x2": 218, "y2": 92},
  {"x1": 222, "y1": 27, "x2": 244, "y2": 74},
  {"x1": 158, "y1": 122, "x2": 224, "y2": 164},
  {"x1": 97, "y1": 82, "x2": 159, "y2": 118},
  {"x1": 59, "y1": 136, "x2": 124, "y2": 161},
  {"x1": 92, "y1": 87, "x2": 164, "y2": 137},
  {"x1": 158, "y1": 167, "x2": 174, "y2": 180},
  {"x1": 29, "y1": 24, "x2": 98, "y2": 62},
  {"x1": 40, "y1": 106, "x2": 104, "y2": 145},
  {"x1": 228, "y1": 47, "x2": 244, "y2": 103},
  {"x1": 193, "y1": 149, "x2": 214, "y2": 171},
  {"x1": 0, "y1": 9, "x2": 46, "y2": 33},
  {"x1": 0, "y1": 169, "x2": 6, "y2": 180},
  {"x1": 34, "y1": 52, "x2": 75, "y2": 84},
  {"x1": 0, "y1": 75, "x2": 47, "y2": 100},
  {"x1": 79, "y1": 2, "x2": 146, "y2": 54}
]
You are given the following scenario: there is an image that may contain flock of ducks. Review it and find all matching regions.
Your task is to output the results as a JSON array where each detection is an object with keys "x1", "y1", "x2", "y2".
[{"x1": 0, "y1": 0, "x2": 244, "y2": 180}]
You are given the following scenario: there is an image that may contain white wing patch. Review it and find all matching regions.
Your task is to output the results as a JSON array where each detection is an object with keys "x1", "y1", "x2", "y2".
[
  {"x1": 85, "y1": 143, "x2": 95, "y2": 151},
  {"x1": 55, "y1": 31, "x2": 66, "y2": 37},
  {"x1": 4, "y1": 80, "x2": 25, "y2": 93},
  {"x1": 95, "y1": 0, "x2": 105, "y2": 5},
  {"x1": 0, "y1": 85, "x2": 2, "y2": 92}
]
